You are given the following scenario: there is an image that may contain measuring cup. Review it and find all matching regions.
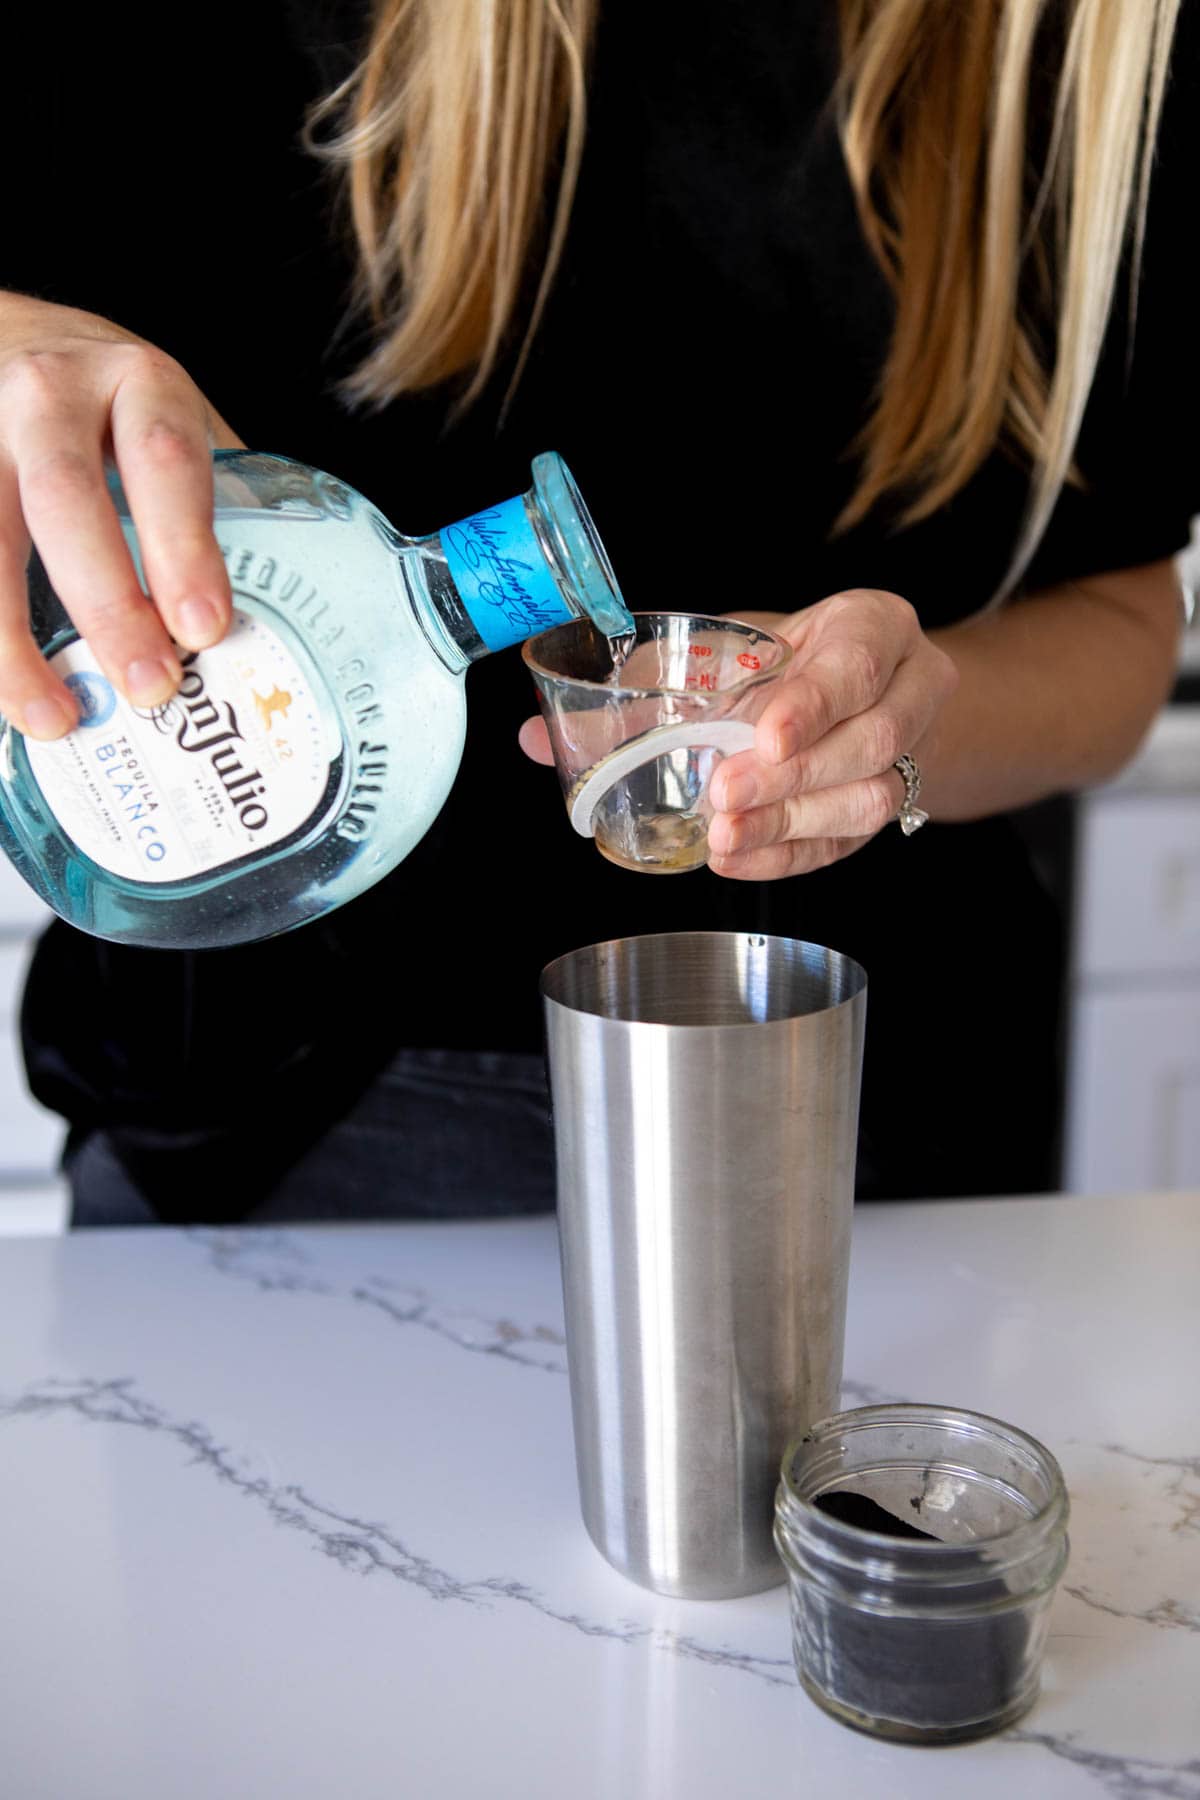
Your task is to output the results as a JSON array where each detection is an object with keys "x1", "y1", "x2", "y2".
[{"x1": 522, "y1": 613, "x2": 793, "y2": 873}]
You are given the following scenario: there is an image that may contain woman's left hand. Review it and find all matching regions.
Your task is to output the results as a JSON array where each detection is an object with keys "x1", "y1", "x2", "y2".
[
  {"x1": 516, "y1": 588, "x2": 958, "y2": 880},
  {"x1": 704, "y1": 589, "x2": 958, "y2": 880}
]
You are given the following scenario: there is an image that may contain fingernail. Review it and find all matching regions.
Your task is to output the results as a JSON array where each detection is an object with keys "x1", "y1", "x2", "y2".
[
  {"x1": 773, "y1": 725, "x2": 800, "y2": 763},
  {"x1": 177, "y1": 598, "x2": 223, "y2": 648},
  {"x1": 712, "y1": 848, "x2": 750, "y2": 872},
  {"x1": 126, "y1": 656, "x2": 181, "y2": 706},
  {"x1": 23, "y1": 697, "x2": 73, "y2": 740},
  {"x1": 721, "y1": 772, "x2": 758, "y2": 812}
]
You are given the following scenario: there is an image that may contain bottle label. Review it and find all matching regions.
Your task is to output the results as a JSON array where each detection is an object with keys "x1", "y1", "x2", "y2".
[
  {"x1": 26, "y1": 611, "x2": 335, "y2": 884},
  {"x1": 441, "y1": 495, "x2": 574, "y2": 651}
]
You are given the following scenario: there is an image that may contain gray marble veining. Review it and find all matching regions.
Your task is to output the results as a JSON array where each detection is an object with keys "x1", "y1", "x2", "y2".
[
  {"x1": 0, "y1": 1372, "x2": 791, "y2": 1687},
  {"x1": 0, "y1": 1192, "x2": 1195, "y2": 1799},
  {"x1": 1007, "y1": 1729, "x2": 1200, "y2": 1800},
  {"x1": 188, "y1": 1227, "x2": 570, "y2": 1373}
]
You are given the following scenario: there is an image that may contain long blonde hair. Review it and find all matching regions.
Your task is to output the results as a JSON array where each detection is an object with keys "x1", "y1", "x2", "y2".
[{"x1": 311, "y1": 0, "x2": 1181, "y2": 592}]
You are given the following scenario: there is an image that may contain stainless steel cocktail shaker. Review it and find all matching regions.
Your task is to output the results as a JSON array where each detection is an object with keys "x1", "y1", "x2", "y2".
[{"x1": 542, "y1": 931, "x2": 866, "y2": 1599}]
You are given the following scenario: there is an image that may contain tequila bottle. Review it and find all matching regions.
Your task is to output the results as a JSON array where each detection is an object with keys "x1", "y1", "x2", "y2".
[{"x1": 0, "y1": 450, "x2": 633, "y2": 949}]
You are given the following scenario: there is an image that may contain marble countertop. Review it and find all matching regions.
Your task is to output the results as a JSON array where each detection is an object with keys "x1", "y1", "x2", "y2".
[{"x1": 0, "y1": 1191, "x2": 1196, "y2": 1800}]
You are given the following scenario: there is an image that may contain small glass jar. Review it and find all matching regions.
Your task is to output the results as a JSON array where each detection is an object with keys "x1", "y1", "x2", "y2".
[{"x1": 774, "y1": 1405, "x2": 1070, "y2": 1745}]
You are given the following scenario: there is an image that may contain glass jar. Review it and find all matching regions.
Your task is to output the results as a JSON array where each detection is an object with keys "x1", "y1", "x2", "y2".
[{"x1": 774, "y1": 1404, "x2": 1070, "y2": 1744}]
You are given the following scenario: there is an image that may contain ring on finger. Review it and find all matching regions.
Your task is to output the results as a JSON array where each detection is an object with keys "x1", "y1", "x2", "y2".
[{"x1": 892, "y1": 754, "x2": 929, "y2": 836}]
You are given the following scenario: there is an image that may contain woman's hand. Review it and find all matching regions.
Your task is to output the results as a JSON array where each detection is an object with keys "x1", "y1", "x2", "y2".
[
  {"x1": 516, "y1": 589, "x2": 958, "y2": 881},
  {"x1": 0, "y1": 293, "x2": 242, "y2": 740},
  {"x1": 519, "y1": 562, "x2": 1181, "y2": 859},
  {"x1": 705, "y1": 590, "x2": 957, "y2": 879}
]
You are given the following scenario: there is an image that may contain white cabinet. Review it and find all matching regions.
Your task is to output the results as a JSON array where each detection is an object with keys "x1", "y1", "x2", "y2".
[
  {"x1": 1074, "y1": 795, "x2": 1200, "y2": 977},
  {"x1": 1068, "y1": 986, "x2": 1200, "y2": 1191},
  {"x1": 1065, "y1": 714, "x2": 1200, "y2": 1194}
]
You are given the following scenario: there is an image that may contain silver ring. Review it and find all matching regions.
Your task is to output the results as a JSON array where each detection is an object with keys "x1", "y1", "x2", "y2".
[{"x1": 893, "y1": 754, "x2": 929, "y2": 836}]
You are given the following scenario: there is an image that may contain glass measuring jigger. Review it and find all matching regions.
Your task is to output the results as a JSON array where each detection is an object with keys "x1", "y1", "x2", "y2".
[{"x1": 523, "y1": 613, "x2": 793, "y2": 873}]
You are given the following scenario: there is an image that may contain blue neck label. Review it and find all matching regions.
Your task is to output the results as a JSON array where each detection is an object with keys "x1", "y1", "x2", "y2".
[{"x1": 441, "y1": 497, "x2": 574, "y2": 652}]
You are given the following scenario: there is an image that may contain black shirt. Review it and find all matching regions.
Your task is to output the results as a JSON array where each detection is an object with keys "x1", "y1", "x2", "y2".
[{"x1": 10, "y1": 1, "x2": 1197, "y2": 1212}]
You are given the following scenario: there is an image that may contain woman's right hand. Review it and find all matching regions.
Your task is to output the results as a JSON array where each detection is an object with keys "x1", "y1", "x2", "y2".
[{"x1": 0, "y1": 293, "x2": 243, "y2": 740}]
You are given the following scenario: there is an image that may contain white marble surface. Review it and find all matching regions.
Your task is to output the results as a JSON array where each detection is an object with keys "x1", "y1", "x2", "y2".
[{"x1": 0, "y1": 1191, "x2": 1196, "y2": 1800}]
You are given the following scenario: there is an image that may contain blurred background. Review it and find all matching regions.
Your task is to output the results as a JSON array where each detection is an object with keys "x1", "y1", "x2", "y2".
[{"x1": 3, "y1": 550, "x2": 1198, "y2": 1235}]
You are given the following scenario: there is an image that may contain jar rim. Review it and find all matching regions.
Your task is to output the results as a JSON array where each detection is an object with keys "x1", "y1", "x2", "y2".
[{"x1": 777, "y1": 1402, "x2": 1069, "y2": 1570}]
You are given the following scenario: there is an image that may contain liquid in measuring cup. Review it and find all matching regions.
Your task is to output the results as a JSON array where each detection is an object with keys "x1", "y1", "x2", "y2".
[
  {"x1": 528, "y1": 614, "x2": 793, "y2": 880},
  {"x1": 578, "y1": 734, "x2": 719, "y2": 874},
  {"x1": 593, "y1": 808, "x2": 710, "y2": 874}
]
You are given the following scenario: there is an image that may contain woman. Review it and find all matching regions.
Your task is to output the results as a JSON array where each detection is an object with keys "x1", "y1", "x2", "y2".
[{"x1": 4, "y1": 0, "x2": 1191, "y2": 1221}]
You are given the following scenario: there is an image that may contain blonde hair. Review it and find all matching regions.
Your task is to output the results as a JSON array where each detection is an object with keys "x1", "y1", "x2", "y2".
[
  {"x1": 311, "y1": 0, "x2": 1181, "y2": 593},
  {"x1": 310, "y1": 0, "x2": 593, "y2": 407}
]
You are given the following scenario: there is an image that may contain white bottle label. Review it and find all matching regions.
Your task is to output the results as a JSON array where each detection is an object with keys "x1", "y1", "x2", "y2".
[{"x1": 26, "y1": 610, "x2": 335, "y2": 884}]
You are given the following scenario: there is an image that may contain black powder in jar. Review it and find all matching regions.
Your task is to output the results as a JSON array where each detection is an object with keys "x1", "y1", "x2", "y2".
[{"x1": 775, "y1": 1407, "x2": 1070, "y2": 1744}]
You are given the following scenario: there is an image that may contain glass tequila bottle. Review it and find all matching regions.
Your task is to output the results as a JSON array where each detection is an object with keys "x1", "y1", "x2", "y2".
[{"x1": 0, "y1": 449, "x2": 633, "y2": 949}]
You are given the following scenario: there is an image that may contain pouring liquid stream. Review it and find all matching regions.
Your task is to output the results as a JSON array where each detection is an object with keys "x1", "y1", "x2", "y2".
[{"x1": 606, "y1": 629, "x2": 636, "y2": 684}]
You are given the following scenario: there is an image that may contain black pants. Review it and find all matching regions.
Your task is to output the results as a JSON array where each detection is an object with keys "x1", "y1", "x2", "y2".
[{"x1": 68, "y1": 1049, "x2": 557, "y2": 1227}]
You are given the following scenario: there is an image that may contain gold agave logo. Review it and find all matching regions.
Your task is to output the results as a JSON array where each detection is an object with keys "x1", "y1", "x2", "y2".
[{"x1": 254, "y1": 685, "x2": 294, "y2": 731}]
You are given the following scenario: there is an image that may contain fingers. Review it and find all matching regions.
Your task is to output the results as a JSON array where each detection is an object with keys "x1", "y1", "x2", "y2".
[
  {"x1": 705, "y1": 588, "x2": 959, "y2": 882},
  {"x1": 0, "y1": 332, "x2": 233, "y2": 741},
  {"x1": 12, "y1": 391, "x2": 183, "y2": 712},
  {"x1": 518, "y1": 715, "x2": 555, "y2": 764},
  {"x1": 109, "y1": 351, "x2": 232, "y2": 649},
  {"x1": 709, "y1": 833, "x2": 876, "y2": 882},
  {"x1": 0, "y1": 461, "x2": 74, "y2": 738},
  {"x1": 752, "y1": 590, "x2": 916, "y2": 765},
  {"x1": 709, "y1": 649, "x2": 944, "y2": 817},
  {"x1": 708, "y1": 771, "x2": 904, "y2": 861}
]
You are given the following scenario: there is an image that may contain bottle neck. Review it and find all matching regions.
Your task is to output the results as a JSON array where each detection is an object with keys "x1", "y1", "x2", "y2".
[
  {"x1": 433, "y1": 493, "x2": 591, "y2": 662},
  {"x1": 407, "y1": 459, "x2": 634, "y2": 672},
  {"x1": 409, "y1": 549, "x2": 490, "y2": 673}
]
